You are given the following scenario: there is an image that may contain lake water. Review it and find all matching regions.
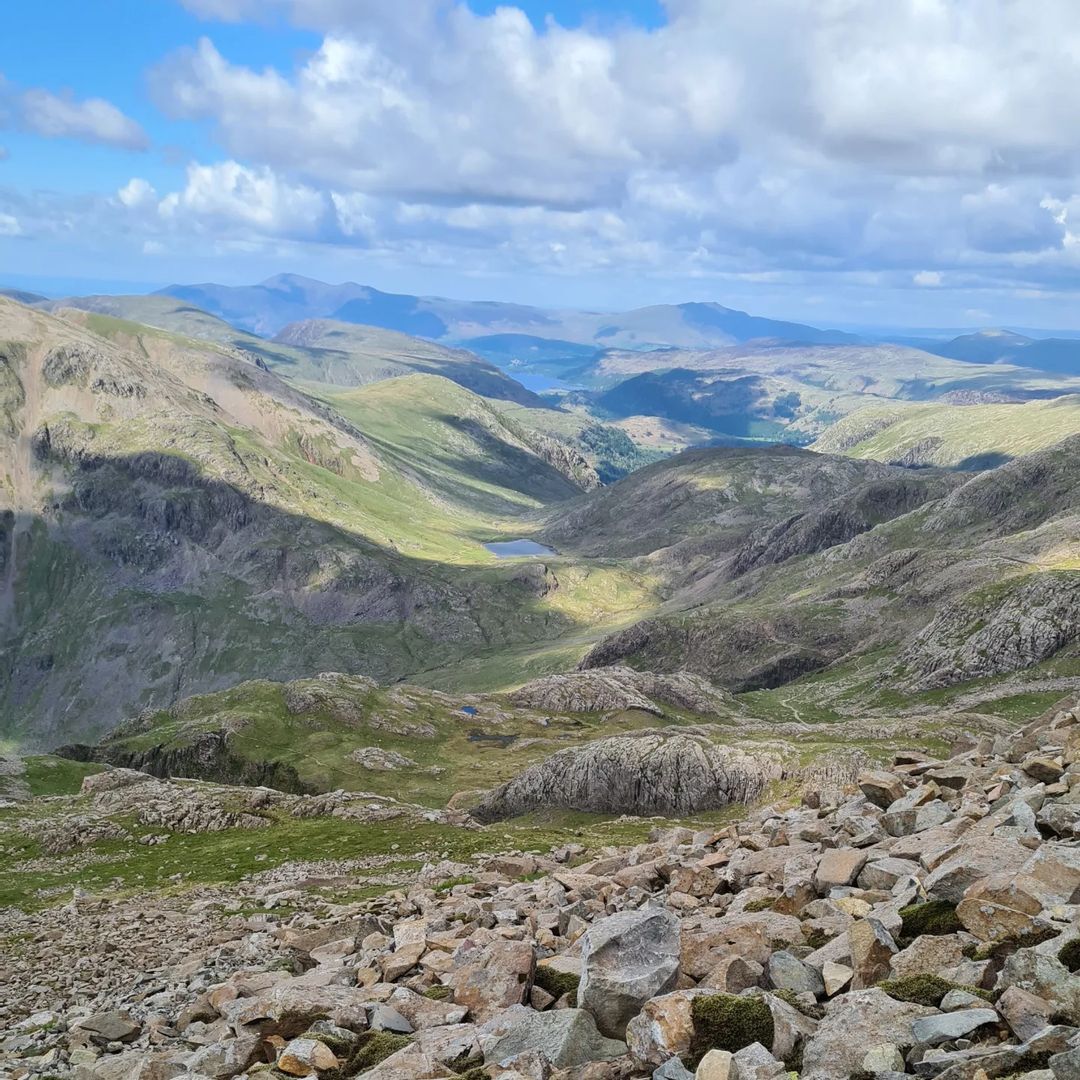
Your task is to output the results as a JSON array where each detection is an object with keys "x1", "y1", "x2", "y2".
[{"x1": 484, "y1": 539, "x2": 557, "y2": 558}]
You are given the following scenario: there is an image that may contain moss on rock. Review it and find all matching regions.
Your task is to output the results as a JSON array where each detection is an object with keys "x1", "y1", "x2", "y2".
[
  {"x1": 687, "y1": 993, "x2": 775, "y2": 1069},
  {"x1": 898, "y1": 900, "x2": 961, "y2": 944},
  {"x1": 533, "y1": 964, "x2": 581, "y2": 999},
  {"x1": 347, "y1": 1032, "x2": 412, "y2": 1072},
  {"x1": 878, "y1": 974, "x2": 991, "y2": 1008}
]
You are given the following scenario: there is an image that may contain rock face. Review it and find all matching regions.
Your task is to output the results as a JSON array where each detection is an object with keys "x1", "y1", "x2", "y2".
[
  {"x1": 577, "y1": 908, "x2": 682, "y2": 1037},
  {"x1": 508, "y1": 666, "x2": 735, "y2": 718},
  {"x1": 471, "y1": 732, "x2": 782, "y2": 820},
  {"x1": 5, "y1": 695, "x2": 1080, "y2": 1080},
  {"x1": 900, "y1": 571, "x2": 1080, "y2": 689}
]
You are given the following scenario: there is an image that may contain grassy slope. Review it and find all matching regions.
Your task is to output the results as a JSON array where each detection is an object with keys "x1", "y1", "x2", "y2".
[
  {"x1": 1, "y1": 302, "x2": 668, "y2": 744},
  {"x1": 811, "y1": 395, "x2": 1080, "y2": 467},
  {"x1": 583, "y1": 343, "x2": 1080, "y2": 443}
]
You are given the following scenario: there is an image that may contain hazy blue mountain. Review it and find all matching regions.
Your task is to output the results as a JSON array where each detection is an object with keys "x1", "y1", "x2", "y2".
[
  {"x1": 920, "y1": 328, "x2": 1080, "y2": 374},
  {"x1": 156, "y1": 274, "x2": 860, "y2": 348}
]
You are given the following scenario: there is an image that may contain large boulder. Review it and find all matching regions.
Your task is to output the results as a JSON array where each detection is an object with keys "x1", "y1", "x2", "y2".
[
  {"x1": 800, "y1": 989, "x2": 936, "y2": 1080},
  {"x1": 449, "y1": 940, "x2": 536, "y2": 1022},
  {"x1": 578, "y1": 907, "x2": 681, "y2": 1037},
  {"x1": 472, "y1": 733, "x2": 781, "y2": 820},
  {"x1": 483, "y1": 1006, "x2": 627, "y2": 1069}
]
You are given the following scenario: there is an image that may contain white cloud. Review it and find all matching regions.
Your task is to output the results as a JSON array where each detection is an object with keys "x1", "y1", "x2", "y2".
[
  {"x1": 158, "y1": 160, "x2": 332, "y2": 238},
  {"x1": 0, "y1": 212, "x2": 21, "y2": 236},
  {"x1": 117, "y1": 178, "x2": 158, "y2": 209},
  {"x1": 19, "y1": 89, "x2": 148, "y2": 150},
  {"x1": 18, "y1": 0, "x2": 1080, "y2": 322}
]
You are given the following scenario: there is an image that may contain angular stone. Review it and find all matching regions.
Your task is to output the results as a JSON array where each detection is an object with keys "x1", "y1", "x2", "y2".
[
  {"x1": 187, "y1": 1033, "x2": 263, "y2": 1079},
  {"x1": 484, "y1": 1006, "x2": 627, "y2": 1069},
  {"x1": 700, "y1": 955, "x2": 764, "y2": 994},
  {"x1": 911, "y1": 1008, "x2": 999, "y2": 1047},
  {"x1": 277, "y1": 1037, "x2": 341, "y2": 1077},
  {"x1": 655, "y1": 1060, "x2": 696, "y2": 1080},
  {"x1": 800, "y1": 989, "x2": 936, "y2": 1080},
  {"x1": 74, "y1": 1010, "x2": 141, "y2": 1044},
  {"x1": 626, "y1": 990, "x2": 701, "y2": 1067},
  {"x1": 234, "y1": 984, "x2": 372, "y2": 1035},
  {"x1": 849, "y1": 918, "x2": 897, "y2": 990},
  {"x1": 1021, "y1": 841, "x2": 1080, "y2": 906},
  {"x1": 767, "y1": 951, "x2": 824, "y2": 998},
  {"x1": 821, "y1": 961, "x2": 852, "y2": 997},
  {"x1": 859, "y1": 771, "x2": 905, "y2": 809},
  {"x1": 1050, "y1": 1046, "x2": 1080, "y2": 1079},
  {"x1": 578, "y1": 907, "x2": 681, "y2": 1038},
  {"x1": 889, "y1": 934, "x2": 969, "y2": 981},
  {"x1": 731, "y1": 1041, "x2": 786, "y2": 1079},
  {"x1": 451, "y1": 939, "x2": 535, "y2": 1023},
  {"x1": 923, "y1": 836, "x2": 1031, "y2": 902},
  {"x1": 996, "y1": 984, "x2": 1055, "y2": 1041},
  {"x1": 814, "y1": 849, "x2": 868, "y2": 892},
  {"x1": 695, "y1": 1049, "x2": 733, "y2": 1080},
  {"x1": 956, "y1": 872, "x2": 1047, "y2": 942},
  {"x1": 1024, "y1": 757, "x2": 1065, "y2": 784},
  {"x1": 861, "y1": 1043, "x2": 905, "y2": 1073},
  {"x1": 857, "y1": 858, "x2": 917, "y2": 892},
  {"x1": 999, "y1": 950, "x2": 1080, "y2": 1025}
]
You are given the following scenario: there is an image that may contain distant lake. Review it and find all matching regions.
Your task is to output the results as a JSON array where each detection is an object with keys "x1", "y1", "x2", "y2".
[
  {"x1": 511, "y1": 372, "x2": 572, "y2": 392},
  {"x1": 484, "y1": 539, "x2": 556, "y2": 558}
]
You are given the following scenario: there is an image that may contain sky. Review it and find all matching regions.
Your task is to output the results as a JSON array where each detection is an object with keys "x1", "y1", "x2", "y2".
[{"x1": 6, "y1": 1, "x2": 1080, "y2": 329}]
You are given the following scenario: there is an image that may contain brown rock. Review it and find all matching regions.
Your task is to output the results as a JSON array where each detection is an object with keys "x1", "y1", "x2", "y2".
[
  {"x1": 450, "y1": 939, "x2": 535, "y2": 1022},
  {"x1": 277, "y1": 1037, "x2": 340, "y2": 1077},
  {"x1": 849, "y1": 918, "x2": 897, "y2": 990},
  {"x1": 814, "y1": 849, "x2": 867, "y2": 893},
  {"x1": 858, "y1": 771, "x2": 905, "y2": 809}
]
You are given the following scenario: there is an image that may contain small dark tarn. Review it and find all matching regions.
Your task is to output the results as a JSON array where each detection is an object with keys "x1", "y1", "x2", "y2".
[
  {"x1": 483, "y1": 539, "x2": 556, "y2": 558},
  {"x1": 467, "y1": 729, "x2": 518, "y2": 747},
  {"x1": 461, "y1": 705, "x2": 478, "y2": 716}
]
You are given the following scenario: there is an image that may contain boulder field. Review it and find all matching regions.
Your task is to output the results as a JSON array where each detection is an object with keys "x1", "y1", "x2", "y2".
[{"x1": 3, "y1": 702, "x2": 1080, "y2": 1079}]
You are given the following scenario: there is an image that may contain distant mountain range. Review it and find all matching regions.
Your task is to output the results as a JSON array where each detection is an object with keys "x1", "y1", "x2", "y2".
[
  {"x1": 155, "y1": 273, "x2": 860, "y2": 349},
  {"x1": 915, "y1": 328, "x2": 1080, "y2": 374}
]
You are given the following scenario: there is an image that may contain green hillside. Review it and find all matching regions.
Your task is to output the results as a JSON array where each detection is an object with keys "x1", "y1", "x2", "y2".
[{"x1": 812, "y1": 394, "x2": 1080, "y2": 468}]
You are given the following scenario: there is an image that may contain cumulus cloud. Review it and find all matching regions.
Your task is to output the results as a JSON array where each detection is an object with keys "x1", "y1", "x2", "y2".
[
  {"x1": 158, "y1": 161, "x2": 334, "y2": 238},
  {"x1": 19, "y1": 89, "x2": 148, "y2": 150},
  {"x1": 16, "y1": 0, "x2": 1080, "y2": 320}
]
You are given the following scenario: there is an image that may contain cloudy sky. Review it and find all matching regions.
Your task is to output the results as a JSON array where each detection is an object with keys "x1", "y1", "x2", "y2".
[{"x1": 5, "y1": 0, "x2": 1080, "y2": 328}]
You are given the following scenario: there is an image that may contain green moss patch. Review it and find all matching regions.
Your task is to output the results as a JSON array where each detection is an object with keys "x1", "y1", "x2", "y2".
[
  {"x1": 534, "y1": 964, "x2": 581, "y2": 999},
  {"x1": 348, "y1": 1031, "x2": 412, "y2": 1071},
  {"x1": 898, "y1": 900, "x2": 961, "y2": 945},
  {"x1": 1058, "y1": 938, "x2": 1080, "y2": 973},
  {"x1": 687, "y1": 993, "x2": 774, "y2": 1069},
  {"x1": 879, "y1": 974, "x2": 991, "y2": 1008}
]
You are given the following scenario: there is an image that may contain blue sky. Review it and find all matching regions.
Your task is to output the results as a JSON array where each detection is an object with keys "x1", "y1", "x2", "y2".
[{"x1": 5, "y1": 1, "x2": 1080, "y2": 329}]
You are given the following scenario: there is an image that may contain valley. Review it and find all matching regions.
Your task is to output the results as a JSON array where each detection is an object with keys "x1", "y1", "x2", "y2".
[{"x1": 3, "y1": 283, "x2": 1080, "y2": 1080}]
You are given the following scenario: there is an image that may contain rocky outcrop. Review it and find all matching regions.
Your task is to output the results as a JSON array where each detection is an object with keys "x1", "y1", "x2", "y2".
[
  {"x1": 729, "y1": 475, "x2": 950, "y2": 579},
  {"x1": 470, "y1": 732, "x2": 782, "y2": 821},
  {"x1": 57, "y1": 731, "x2": 312, "y2": 794},
  {"x1": 898, "y1": 571, "x2": 1080, "y2": 689},
  {"x1": 508, "y1": 666, "x2": 734, "y2": 717}
]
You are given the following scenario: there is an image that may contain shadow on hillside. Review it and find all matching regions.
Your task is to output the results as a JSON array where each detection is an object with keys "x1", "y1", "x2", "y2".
[
  {"x1": 956, "y1": 451, "x2": 1013, "y2": 471},
  {"x1": 0, "y1": 446, "x2": 593, "y2": 746}
]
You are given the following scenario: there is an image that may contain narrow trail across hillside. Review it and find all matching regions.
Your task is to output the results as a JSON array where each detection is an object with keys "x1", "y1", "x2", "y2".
[{"x1": 1, "y1": 349, "x2": 43, "y2": 631}]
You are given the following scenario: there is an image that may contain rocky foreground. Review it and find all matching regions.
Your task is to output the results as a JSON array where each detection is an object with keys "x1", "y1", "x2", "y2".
[{"x1": 3, "y1": 702, "x2": 1080, "y2": 1080}]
